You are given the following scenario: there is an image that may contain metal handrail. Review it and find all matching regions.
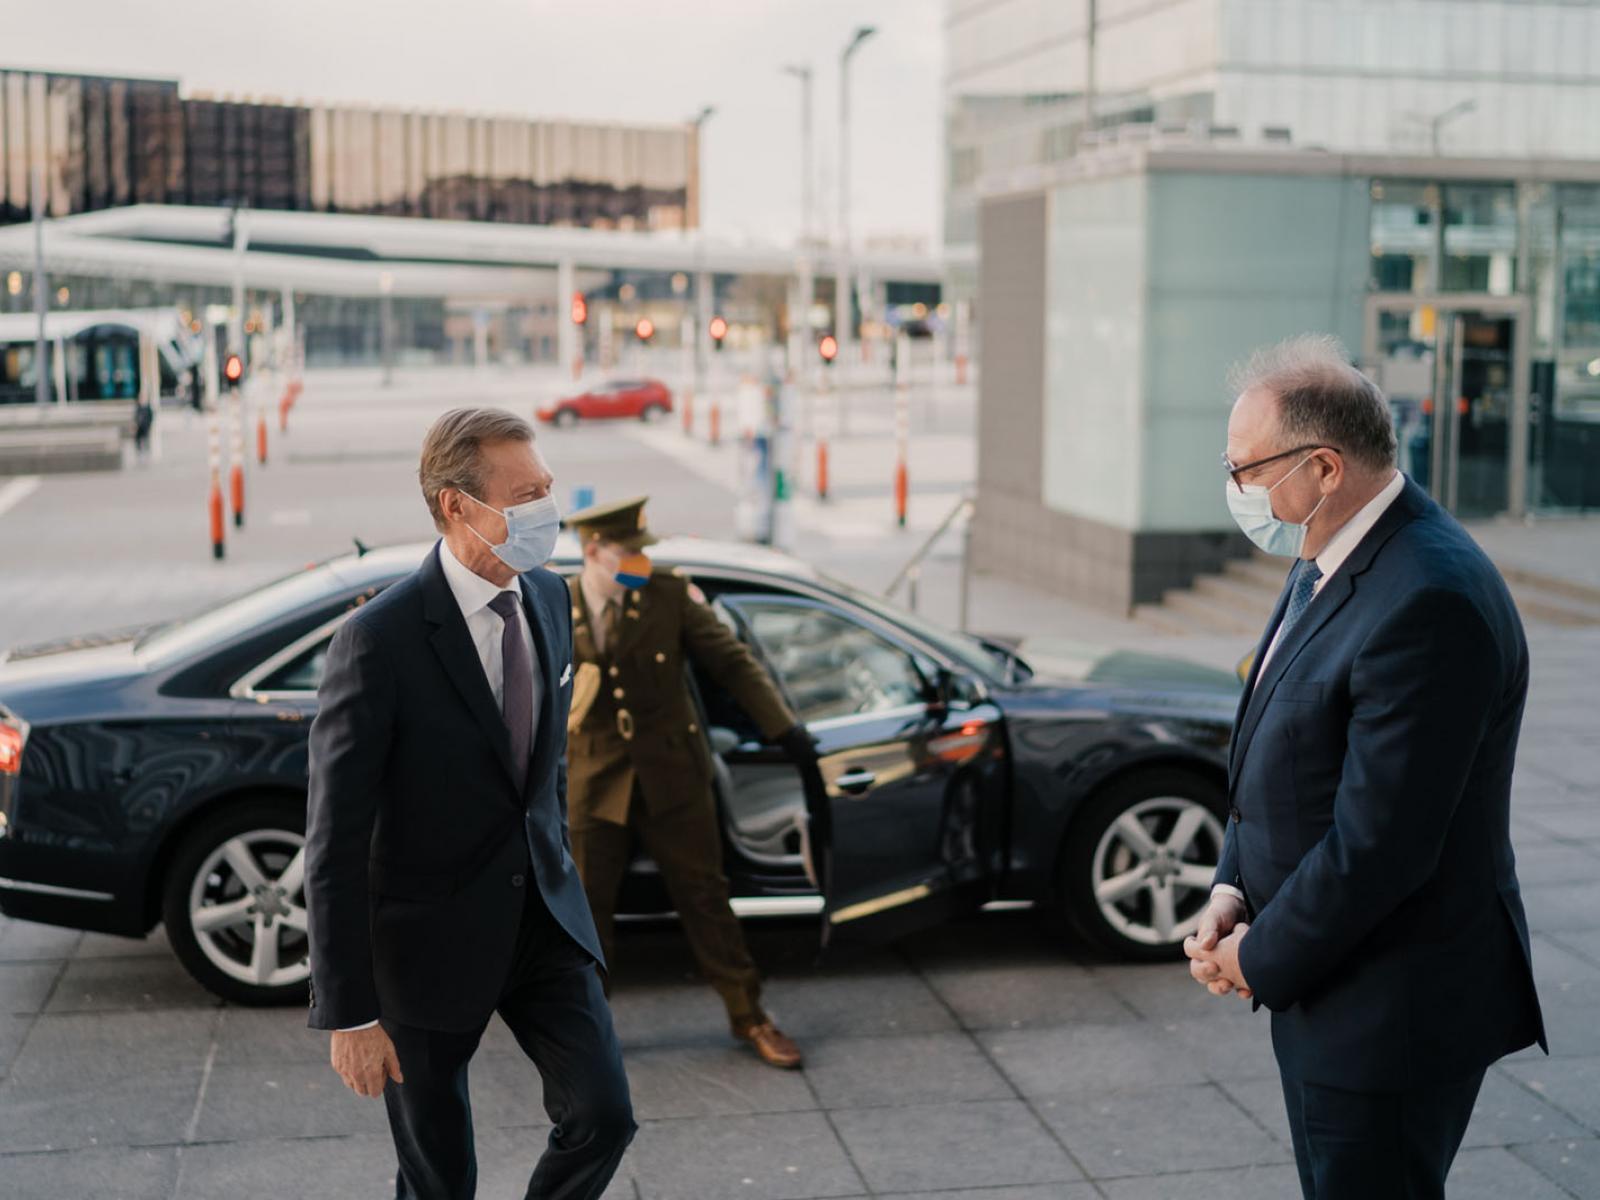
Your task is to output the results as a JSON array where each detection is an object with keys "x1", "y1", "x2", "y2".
[{"x1": 883, "y1": 493, "x2": 976, "y2": 625}]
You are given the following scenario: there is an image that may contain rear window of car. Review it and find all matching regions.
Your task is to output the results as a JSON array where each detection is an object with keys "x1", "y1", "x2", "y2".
[{"x1": 135, "y1": 566, "x2": 346, "y2": 665}]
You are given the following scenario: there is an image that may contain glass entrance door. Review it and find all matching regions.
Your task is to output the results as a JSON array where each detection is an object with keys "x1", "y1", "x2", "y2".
[
  {"x1": 1437, "y1": 313, "x2": 1515, "y2": 519},
  {"x1": 1366, "y1": 299, "x2": 1527, "y2": 519}
]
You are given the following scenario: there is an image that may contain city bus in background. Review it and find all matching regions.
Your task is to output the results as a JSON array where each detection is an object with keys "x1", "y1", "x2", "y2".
[{"x1": 0, "y1": 309, "x2": 202, "y2": 406}]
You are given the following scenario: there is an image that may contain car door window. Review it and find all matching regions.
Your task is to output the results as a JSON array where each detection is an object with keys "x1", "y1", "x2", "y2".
[
  {"x1": 253, "y1": 635, "x2": 334, "y2": 695},
  {"x1": 737, "y1": 601, "x2": 928, "y2": 724}
]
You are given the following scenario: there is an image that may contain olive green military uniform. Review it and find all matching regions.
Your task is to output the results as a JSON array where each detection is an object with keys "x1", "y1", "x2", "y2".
[{"x1": 563, "y1": 497, "x2": 796, "y2": 1030}]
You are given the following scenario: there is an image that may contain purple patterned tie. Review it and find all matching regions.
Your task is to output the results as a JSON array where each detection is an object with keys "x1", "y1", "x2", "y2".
[{"x1": 488, "y1": 590, "x2": 532, "y2": 792}]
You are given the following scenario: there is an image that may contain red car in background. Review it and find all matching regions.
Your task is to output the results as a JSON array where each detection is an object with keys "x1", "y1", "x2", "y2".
[{"x1": 536, "y1": 378, "x2": 673, "y2": 427}]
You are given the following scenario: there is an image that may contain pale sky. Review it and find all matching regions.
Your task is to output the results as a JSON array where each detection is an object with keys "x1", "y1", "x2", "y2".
[{"x1": 7, "y1": 0, "x2": 944, "y2": 247}]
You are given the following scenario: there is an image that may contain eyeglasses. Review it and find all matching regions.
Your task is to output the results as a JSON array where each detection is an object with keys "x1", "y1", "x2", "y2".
[{"x1": 1220, "y1": 444, "x2": 1340, "y2": 493}]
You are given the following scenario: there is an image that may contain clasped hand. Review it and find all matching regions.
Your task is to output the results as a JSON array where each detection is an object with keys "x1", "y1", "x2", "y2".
[{"x1": 1183, "y1": 892, "x2": 1253, "y2": 999}]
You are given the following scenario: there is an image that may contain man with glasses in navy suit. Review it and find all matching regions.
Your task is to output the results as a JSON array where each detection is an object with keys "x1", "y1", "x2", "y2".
[{"x1": 1185, "y1": 336, "x2": 1544, "y2": 1199}]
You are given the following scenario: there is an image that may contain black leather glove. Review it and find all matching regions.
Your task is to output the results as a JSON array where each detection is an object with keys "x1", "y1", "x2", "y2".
[{"x1": 776, "y1": 723, "x2": 820, "y2": 764}]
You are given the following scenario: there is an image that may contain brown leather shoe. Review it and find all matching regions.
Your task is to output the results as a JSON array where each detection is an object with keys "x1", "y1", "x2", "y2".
[{"x1": 736, "y1": 1021, "x2": 803, "y2": 1069}]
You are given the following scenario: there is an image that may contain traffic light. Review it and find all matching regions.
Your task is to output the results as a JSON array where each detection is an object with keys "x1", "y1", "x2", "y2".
[
  {"x1": 708, "y1": 315, "x2": 728, "y2": 350},
  {"x1": 570, "y1": 292, "x2": 587, "y2": 325},
  {"x1": 222, "y1": 353, "x2": 245, "y2": 390},
  {"x1": 818, "y1": 334, "x2": 839, "y2": 364},
  {"x1": 635, "y1": 317, "x2": 655, "y2": 342}
]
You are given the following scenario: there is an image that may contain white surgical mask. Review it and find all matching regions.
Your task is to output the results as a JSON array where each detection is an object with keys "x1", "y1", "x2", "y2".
[
  {"x1": 463, "y1": 492, "x2": 560, "y2": 572},
  {"x1": 1224, "y1": 454, "x2": 1328, "y2": 558}
]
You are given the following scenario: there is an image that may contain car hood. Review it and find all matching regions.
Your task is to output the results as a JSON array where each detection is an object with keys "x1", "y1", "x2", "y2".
[{"x1": 1005, "y1": 636, "x2": 1241, "y2": 720}]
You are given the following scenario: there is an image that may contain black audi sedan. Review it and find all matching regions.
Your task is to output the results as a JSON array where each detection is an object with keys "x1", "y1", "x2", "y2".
[{"x1": 0, "y1": 536, "x2": 1241, "y2": 1005}]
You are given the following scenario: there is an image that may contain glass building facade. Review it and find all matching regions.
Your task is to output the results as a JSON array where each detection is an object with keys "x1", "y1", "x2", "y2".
[
  {"x1": 0, "y1": 67, "x2": 693, "y2": 231},
  {"x1": 945, "y1": 0, "x2": 1600, "y2": 253}
]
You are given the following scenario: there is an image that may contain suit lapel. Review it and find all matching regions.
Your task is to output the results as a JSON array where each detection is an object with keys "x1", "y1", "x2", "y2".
[
  {"x1": 420, "y1": 543, "x2": 518, "y2": 790},
  {"x1": 1230, "y1": 476, "x2": 1428, "y2": 783},
  {"x1": 519, "y1": 570, "x2": 560, "y2": 786}
]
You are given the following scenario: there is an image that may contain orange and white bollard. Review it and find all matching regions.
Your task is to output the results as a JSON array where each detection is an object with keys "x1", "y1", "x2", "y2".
[
  {"x1": 816, "y1": 439, "x2": 830, "y2": 501},
  {"x1": 207, "y1": 418, "x2": 226, "y2": 560},
  {"x1": 955, "y1": 354, "x2": 969, "y2": 386},
  {"x1": 682, "y1": 389, "x2": 694, "y2": 436},
  {"x1": 229, "y1": 393, "x2": 246, "y2": 529},
  {"x1": 894, "y1": 332, "x2": 910, "y2": 528},
  {"x1": 256, "y1": 405, "x2": 269, "y2": 465},
  {"x1": 709, "y1": 400, "x2": 721, "y2": 447}
]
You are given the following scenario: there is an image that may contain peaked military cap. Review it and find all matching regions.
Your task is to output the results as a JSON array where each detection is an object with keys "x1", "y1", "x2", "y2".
[{"x1": 564, "y1": 494, "x2": 658, "y2": 550}]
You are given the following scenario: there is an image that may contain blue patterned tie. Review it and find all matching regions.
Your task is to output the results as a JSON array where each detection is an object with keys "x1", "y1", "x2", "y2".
[{"x1": 1276, "y1": 559, "x2": 1323, "y2": 646}]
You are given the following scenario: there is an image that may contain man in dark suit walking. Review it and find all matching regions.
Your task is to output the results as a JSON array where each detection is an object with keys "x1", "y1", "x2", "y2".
[
  {"x1": 1185, "y1": 336, "x2": 1544, "y2": 1199},
  {"x1": 305, "y1": 407, "x2": 634, "y2": 1199}
]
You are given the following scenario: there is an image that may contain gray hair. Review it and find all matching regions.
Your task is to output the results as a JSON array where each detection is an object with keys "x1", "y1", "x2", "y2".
[
  {"x1": 418, "y1": 407, "x2": 535, "y2": 531},
  {"x1": 1229, "y1": 334, "x2": 1397, "y2": 471}
]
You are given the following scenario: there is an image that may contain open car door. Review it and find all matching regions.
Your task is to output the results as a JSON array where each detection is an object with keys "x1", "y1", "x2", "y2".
[{"x1": 709, "y1": 592, "x2": 1005, "y2": 949}]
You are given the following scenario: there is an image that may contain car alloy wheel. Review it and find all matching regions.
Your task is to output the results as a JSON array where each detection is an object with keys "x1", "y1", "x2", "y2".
[
  {"x1": 1058, "y1": 769, "x2": 1226, "y2": 961},
  {"x1": 1089, "y1": 795, "x2": 1223, "y2": 947},
  {"x1": 162, "y1": 799, "x2": 311, "y2": 1005},
  {"x1": 188, "y1": 829, "x2": 309, "y2": 989}
]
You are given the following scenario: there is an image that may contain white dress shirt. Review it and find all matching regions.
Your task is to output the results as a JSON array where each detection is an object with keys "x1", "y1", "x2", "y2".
[
  {"x1": 579, "y1": 571, "x2": 625, "y2": 655},
  {"x1": 1213, "y1": 470, "x2": 1404, "y2": 909},
  {"x1": 336, "y1": 540, "x2": 542, "y2": 1033},
  {"x1": 1255, "y1": 470, "x2": 1404, "y2": 677},
  {"x1": 437, "y1": 539, "x2": 543, "y2": 738}
]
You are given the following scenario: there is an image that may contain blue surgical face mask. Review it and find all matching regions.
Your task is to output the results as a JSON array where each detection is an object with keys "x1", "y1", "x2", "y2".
[
  {"x1": 1224, "y1": 454, "x2": 1328, "y2": 558},
  {"x1": 464, "y1": 491, "x2": 560, "y2": 572}
]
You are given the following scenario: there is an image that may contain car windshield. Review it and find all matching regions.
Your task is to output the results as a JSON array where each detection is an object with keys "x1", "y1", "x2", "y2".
[
  {"x1": 134, "y1": 563, "x2": 345, "y2": 664},
  {"x1": 816, "y1": 571, "x2": 1016, "y2": 683}
]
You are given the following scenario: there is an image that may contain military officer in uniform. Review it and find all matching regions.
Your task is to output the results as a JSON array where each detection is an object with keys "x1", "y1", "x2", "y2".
[{"x1": 563, "y1": 496, "x2": 813, "y2": 1069}]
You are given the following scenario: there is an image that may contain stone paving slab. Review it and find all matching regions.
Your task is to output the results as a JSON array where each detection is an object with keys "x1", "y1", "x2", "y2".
[
  {"x1": 1035, "y1": 1082, "x2": 1287, "y2": 1179},
  {"x1": 827, "y1": 1099, "x2": 1083, "y2": 1194},
  {"x1": 0, "y1": 1146, "x2": 180, "y2": 1200},
  {"x1": 801, "y1": 1031, "x2": 1013, "y2": 1110},
  {"x1": 625, "y1": 1111, "x2": 864, "y2": 1200},
  {"x1": 44, "y1": 954, "x2": 219, "y2": 1014},
  {"x1": 979, "y1": 1022, "x2": 1210, "y2": 1099},
  {"x1": 1511, "y1": 1138, "x2": 1600, "y2": 1199}
]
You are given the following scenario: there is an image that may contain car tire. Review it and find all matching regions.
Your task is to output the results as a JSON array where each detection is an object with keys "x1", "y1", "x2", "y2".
[
  {"x1": 640, "y1": 403, "x2": 667, "y2": 423},
  {"x1": 162, "y1": 798, "x2": 311, "y2": 1006},
  {"x1": 1057, "y1": 769, "x2": 1228, "y2": 962},
  {"x1": 554, "y1": 408, "x2": 579, "y2": 428}
]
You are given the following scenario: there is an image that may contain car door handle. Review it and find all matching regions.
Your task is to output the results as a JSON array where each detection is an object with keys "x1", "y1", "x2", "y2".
[{"x1": 835, "y1": 767, "x2": 876, "y2": 795}]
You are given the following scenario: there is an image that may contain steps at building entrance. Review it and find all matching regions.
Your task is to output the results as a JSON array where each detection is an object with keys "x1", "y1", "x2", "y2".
[{"x1": 1137, "y1": 549, "x2": 1600, "y2": 636}]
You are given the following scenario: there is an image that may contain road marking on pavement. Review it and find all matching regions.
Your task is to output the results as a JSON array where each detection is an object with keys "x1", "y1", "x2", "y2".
[
  {"x1": 0, "y1": 475, "x2": 41, "y2": 519},
  {"x1": 269, "y1": 508, "x2": 312, "y2": 526}
]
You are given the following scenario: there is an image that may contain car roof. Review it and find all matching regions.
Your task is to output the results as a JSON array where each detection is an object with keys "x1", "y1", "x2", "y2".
[{"x1": 325, "y1": 533, "x2": 821, "y2": 590}]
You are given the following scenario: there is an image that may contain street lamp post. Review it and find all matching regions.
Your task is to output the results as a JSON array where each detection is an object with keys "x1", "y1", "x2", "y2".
[
  {"x1": 782, "y1": 64, "x2": 814, "y2": 247},
  {"x1": 836, "y1": 25, "x2": 875, "y2": 369},
  {"x1": 687, "y1": 106, "x2": 716, "y2": 426},
  {"x1": 783, "y1": 63, "x2": 815, "y2": 381}
]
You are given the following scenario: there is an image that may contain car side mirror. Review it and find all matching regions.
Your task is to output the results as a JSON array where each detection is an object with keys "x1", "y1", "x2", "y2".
[
  {"x1": 707, "y1": 725, "x2": 740, "y2": 756},
  {"x1": 932, "y1": 667, "x2": 976, "y2": 712}
]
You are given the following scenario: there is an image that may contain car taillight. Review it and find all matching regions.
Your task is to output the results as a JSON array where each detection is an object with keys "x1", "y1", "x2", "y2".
[{"x1": 0, "y1": 722, "x2": 22, "y2": 776}]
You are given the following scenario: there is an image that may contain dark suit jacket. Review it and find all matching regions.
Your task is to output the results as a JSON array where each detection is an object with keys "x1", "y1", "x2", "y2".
[
  {"x1": 304, "y1": 541, "x2": 603, "y2": 1033},
  {"x1": 1217, "y1": 476, "x2": 1545, "y2": 1091}
]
